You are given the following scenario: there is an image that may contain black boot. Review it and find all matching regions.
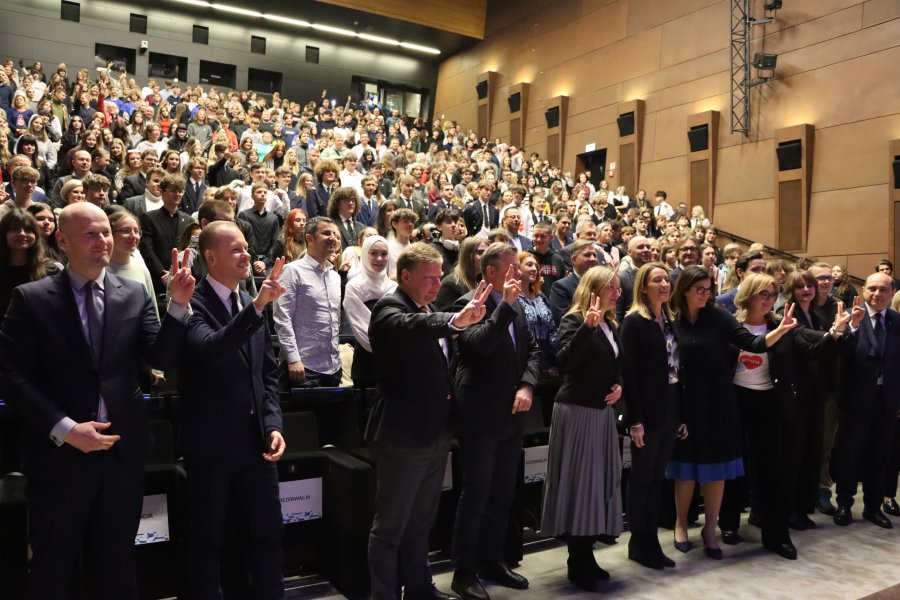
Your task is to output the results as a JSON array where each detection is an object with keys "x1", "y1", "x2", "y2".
[{"x1": 566, "y1": 536, "x2": 599, "y2": 591}]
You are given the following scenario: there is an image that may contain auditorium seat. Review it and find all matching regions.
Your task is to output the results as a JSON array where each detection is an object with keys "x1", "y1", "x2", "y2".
[{"x1": 283, "y1": 386, "x2": 364, "y2": 449}]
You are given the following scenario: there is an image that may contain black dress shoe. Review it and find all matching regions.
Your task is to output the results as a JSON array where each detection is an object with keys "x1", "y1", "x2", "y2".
[
  {"x1": 883, "y1": 498, "x2": 900, "y2": 517},
  {"x1": 862, "y1": 507, "x2": 894, "y2": 529},
  {"x1": 763, "y1": 541, "x2": 797, "y2": 560},
  {"x1": 787, "y1": 513, "x2": 809, "y2": 531},
  {"x1": 405, "y1": 584, "x2": 462, "y2": 600},
  {"x1": 450, "y1": 577, "x2": 489, "y2": 600},
  {"x1": 567, "y1": 565, "x2": 598, "y2": 592},
  {"x1": 628, "y1": 549, "x2": 663, "y2": 570},
  {"x1": 833, "y1": 506, "x2": 852, "y2": 526},
  {"x1": 703, "y1": 545, "x2": 724, "y2": 560},
  {"x1": 817, "y1": 493, "x2": 837, "y2": 516},
  {"x1": 721, "y1": 530, "x2": 744, "y2": 545},
  {"x1": 477, "y1": 562, "x2": 529, "y2": 590},
  {"x1": 658, "y1": 552, "x2": 676, "y2": 568}
]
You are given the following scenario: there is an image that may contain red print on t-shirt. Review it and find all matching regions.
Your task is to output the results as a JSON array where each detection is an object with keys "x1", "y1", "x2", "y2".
[{"x1": 739, "y1": 354, "x2": 763, "y2": 370}]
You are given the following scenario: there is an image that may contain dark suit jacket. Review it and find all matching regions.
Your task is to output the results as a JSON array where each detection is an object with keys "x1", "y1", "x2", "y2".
[
  {"x1": 120, "y1": 173, "x2": 146, "y2": 200},
  {"x1": 715, "y1": 287, "x2": 738, "y2": 314},
  {"x1": 139, "y1": 207, "x2": 195, "y2": 294},
  {"x1": 549, "y1": 273, "x2": 579, "y2": 325},
  {"x1": 462, "y1": 200, "x2": 498, "y2": 236},
  {"x1": 616, "y1": 266, "x2": 637, "y2": 323},
  {"x1": 620, "y1": 311, "x2": 681, "y2": 429},
  {"x1": 310, "y1": 184, "x2": 332, "y2": 218},
  {"x1": 356, "y1": 196, "x2": 380, "y2": 227},
  {"x1": 555, "y1": 312, "x2": 622, "y2": 409},
  {"x1": 178, "y1": 279, "x2": 282, "y2": 456},
  {"x1": 122, "y1": 194, "x2": 153, "y2": 218},
  {"x1": 452, "y1": 293, "x2": 541, "y2": 438},
  {"x1": 335, "y1": 217, "x2": 359, "y2": 250},
  {"x1": 838, "y1": 307, "x2": 900, "y2": 412},
  {"x1": 365, "y1": 289, "x2": 457, "y2": 447},
  {"x1": 393, "y1": 194, "x2": 424, "y2": 217},
  {"x1": 510, "y1": 234, "x2": 533, "y2": 252},
  {"x1": 0, "y1": 271, "x2": 186, "y2": 467},
  {"x1": 180, "y1": 180, "x2": 207, "y2": 214}
]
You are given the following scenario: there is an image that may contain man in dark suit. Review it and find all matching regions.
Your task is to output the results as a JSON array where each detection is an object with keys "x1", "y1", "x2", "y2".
[
  {"x1": 140, "y1": 173, "x2": 196, "y2": 294},
  {"x1": 393, "y1": 173, "x2": 425, "y2": 217},
  {"x1": 356, "y1": 175, "x2": 382, "y2": 228},
  {"x1": 833, "y1": 274, "x2": 900, "y2": 528},
  {"x1": 310, "y1": 158, "x2": 339, "y2": 218},
  {"x1": 462, "y1": 181, "x2": 498, "y2": 239},
  {"x1": 616, "y1": 236, "x2": 652, "y2": 322},
  {"x1": 501, "y1": 206, "x2": 532, "y2": 252},
  {"x1": 714, "y1": 251, "x2": 766, "y2": 314},
  {"x1": 180, "y1": 156, "x2": 208, "y2": 214},
  {"x1": 451, "y1": 243, "x2": 541, "y2": 600},
  {"x1": 122, "y1": 166, "x2": 166, "y2": 219},
  {"x1": 119, "y1": 149, "x2": 158, "y2": 199},
  {"x1": 431, "y1": 208, "x2": 461, "y2": 277},
  {"x1": 549, "y1": 239, "x2": 598, "y2": 325},
  {"x1": 367, "y1": 242, "x2": 490, "y2": 600},
  {"x1": 179, "y1": 221, "x2": 287, "y2": 598},
  {"x1": 0, "y1": 202, "x2": 194, "y2": 599},
  {"x1": 424, "y1": 182, "x2": 455, "y2": 223},
  {"x1": 668, "y1": 237, "x2": 699, "y2": 286}
]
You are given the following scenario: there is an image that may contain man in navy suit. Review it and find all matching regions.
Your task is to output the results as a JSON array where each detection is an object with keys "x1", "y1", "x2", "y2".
[
  {"x1": 549, "y1": 239, "x2": 597, "y2": 324},
  {"x1": 366, "y1": 242, "x2": 490, "y2": 600},
  {"x1": 179, "y1": 157, "x2": 208, "y2": 214},
  {"x1": 179, "y1": 221, "x2": 287, "y2": 598},
  {"x1": 833, "y1": 274, "x2": 900, "y2": 528},
  {"x1": 0, "y1": 202, "x2": 194, "y2": 599},
  {"x1": 462, "y1": 181, "x2": 498, "y2": 238},
  {"x1": 355, "y1": 175, "x2": 381, "y2": 227},
  {"x1": 450, "y1": 243, "x2": 541, "y2": 600},
  {"x1": 501, "y1": 206, "x2": 532, "y2": 252}
]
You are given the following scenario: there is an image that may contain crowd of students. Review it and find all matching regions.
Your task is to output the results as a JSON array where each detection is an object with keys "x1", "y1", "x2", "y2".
[{"x1": 2, "y1": 58, "x2": 900, "y2": 599}]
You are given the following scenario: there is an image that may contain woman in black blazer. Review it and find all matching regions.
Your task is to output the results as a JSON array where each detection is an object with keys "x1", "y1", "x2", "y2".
[
  {"x1": 541, "y1": 266, "x2": 624, "y2": 591},
  {"x1": 620, "y1": 262, "x2": 687, "y2": 570}
]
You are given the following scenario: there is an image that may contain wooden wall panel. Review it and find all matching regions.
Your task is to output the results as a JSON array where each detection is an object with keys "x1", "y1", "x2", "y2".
[
  {"x1": 691, "y1": 159, "x2": 710, "y2": 212},
  {"x1": 778, "y1": 180, "x2": 804, "y2": 251},
  {"x1": 318, "y1": 0, "x2": 487, "y2": 39},
  {"x1": 807, "y1": 185, "x2": 889, "y2": 256},
  {"x1": 547, "y1": 133, "x2": 560, "y2": 167},
  {"x1": 714, "y1": 198, "x2": 777, "y2": 247}
]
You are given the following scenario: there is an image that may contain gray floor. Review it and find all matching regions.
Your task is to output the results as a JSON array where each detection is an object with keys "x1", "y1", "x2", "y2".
[{"x1": 289, "y1": 505, "x2": 900, "y2": 600}]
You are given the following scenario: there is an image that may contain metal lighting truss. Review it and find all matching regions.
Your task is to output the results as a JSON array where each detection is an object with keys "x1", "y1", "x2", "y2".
[{"x1": 730, "y1": 0, "x2": 773, "y2": 136}]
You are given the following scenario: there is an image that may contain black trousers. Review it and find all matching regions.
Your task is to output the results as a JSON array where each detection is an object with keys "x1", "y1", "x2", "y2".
[
  {"x1": 884, "y1": 416, "x2": 900, "y2": 498},
  {"x1": 453, "y1": 430, "x2": 522, "y2": 578},
  {"x1": 834, "y1": 391, "x2": 897, "y2": 509},
  {"x1": 720, "y1": 386, "x2": 789, "y2": 545},
  {"x1": 781, "y1": 388, "x2": 824, "y2": 515},
  {"x1": 368, "y1": 433, "x2": 452, "y2": 600},
  {"x1": 26, "y1": 448, "x2": 144, "y2": 600},
  {"x1": 627, "y1": 384, "x2": 678, "y2": 558},
  {"x1": 183, "y1": 452, "x2": 284, "y2": 600}
]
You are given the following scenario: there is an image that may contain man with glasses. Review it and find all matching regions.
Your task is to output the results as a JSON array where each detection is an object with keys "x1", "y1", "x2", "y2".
[
  {"x1": 669, "y1": 238, "x2": 701, "y2": 286},
  {"x1": 715, "y1": 252, "x2": 766, "y2": 314},
  {"x1": 0, "y1": 165, "x2": 39, "y2": 221}
]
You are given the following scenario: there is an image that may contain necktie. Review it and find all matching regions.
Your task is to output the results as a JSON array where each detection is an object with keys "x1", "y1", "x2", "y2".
[
  {"x1": 83, "y1": 281, "x2": 103, "y2": 368},
  {"x1": 194, "y1": 181, "x2": 200, "y2": 198},
  {"x1": 482, "y1": 203, "x2": 489, "y2": 229},
  {"x1": 230, "y1": 290, "x2": 241, "y2": 317},
  {"x1": 873, "y1": 313, "x2": 885, "y2": 352},
  {"x1": 346, "y1": 219, "x2": 355, "y2": 239}
]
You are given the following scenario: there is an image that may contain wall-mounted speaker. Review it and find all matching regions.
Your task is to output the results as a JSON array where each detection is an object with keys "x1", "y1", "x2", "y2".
[
  {"x1": 776, "y1": 140, "x2": 802, "y2": 171},
  {"x1": 688, "y1": 124, "x2": 709, "y2": 152},
  {"x1": 508, "y1": 92, "x2": 521, "y2": 113},
  {"x1": 617, "y1": 111, "x2": 635, "y2": 137},
  {"x1": 475, "y1": 80, "x2": 488, "y2": 100},
  {"x1": 545, "y1": 106, "x2": 560, "y2": 129}
]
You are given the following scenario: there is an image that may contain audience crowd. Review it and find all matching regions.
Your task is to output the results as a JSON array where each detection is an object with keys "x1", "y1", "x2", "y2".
[{"x1": 2, "y1": 59, "x2": 900, "y2": 600}]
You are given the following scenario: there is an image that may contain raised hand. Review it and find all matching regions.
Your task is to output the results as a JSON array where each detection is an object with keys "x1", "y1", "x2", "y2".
[
  {"x1": 502, "y1": 264, "x2": 521, "y2": 305},
  {"x1": 253, "y1": 256, "x2": 287, "y2": 311},
  {"x1": 850, "y1": 295, "x2": 865, "y2": 329},
  {"x1": 454, "y1": 280, "x2": 493, "y2": 328},
  {"x1": 585, "y1": 292, "x2": 603, "y2": 329},
  {"x1": 168, "y1": 247, "x2": 196, "y2": 306},
  {"x1": 777, "y1": 302, "x2": 799, "y2": 333},
  {"x1": 833, "y1": 300, "x2": 851, "y2": 334}
]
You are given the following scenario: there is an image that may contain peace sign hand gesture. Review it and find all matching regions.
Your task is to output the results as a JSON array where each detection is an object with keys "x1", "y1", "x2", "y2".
[
  {"x1": 832, "y1": 300, "x2": 852, "y2": 334},
  {"x1": 454, "y1": 280, "x2": 493, "y2": 328},
  {"x1": 849, "y1": 295, "x2": 865, "y2": 329},
  {"x1": 253, "y1": 257, "x2": 287, "y2": 311},
  {"x1": 168, "y1": 248, "x2": 196, "y2": 306},
  {"x1": 776, "y1": 302, "x2": 799, "y2": 334},
  {"x1": 585, "y1": 292, "x2": 603, "y2": 329},
  {"x1": 501, "y1": 264, "x2": 521, "y2": 305}
]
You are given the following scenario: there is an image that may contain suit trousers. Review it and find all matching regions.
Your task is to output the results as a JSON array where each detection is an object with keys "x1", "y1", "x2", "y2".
[
  {"x1": 452, "y1": 429, "x2": 522, "y2": 578},
  {"x1": 834, "y1": 389, "x2": 897, "y2": 509},
  {"x1": 183, "y1": 446, "x2": 284, "y2": 600},
  {"x1": 884, "y1": 416, "x2": 900, "y2": 498},
  {"x1": 819, "y1": 391, "x2": 840, "y2": 493},
  {"x1": 368, "y1": 433, "x2": 452, "y2": 600},
  {"x1": 627, "y1": 384, "x2": 677, "y2": 558},
  {"x1": 26, "y1": 448, "x2": 143, "y2": 600}
]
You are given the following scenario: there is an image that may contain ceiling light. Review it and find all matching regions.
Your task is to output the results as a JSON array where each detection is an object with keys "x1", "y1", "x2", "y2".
[
  {"x1": 264, "y1": 14, "x2": 311, "y2": 28},
  {"x1": 311, "y1": 23, "x2": 356, "y2": 36},
  {"x1": 211, "y1": 3, "x2": 262, "y2": 18},
  {"x1": 400, "y1": 42, "x2": 440, "y2": 55},
  {"x1": 357, "y1": 33, "x2": 400, "y2": 46},
  {"x1": 175, "y1": 0, "x2": 210, "y2": 6}
]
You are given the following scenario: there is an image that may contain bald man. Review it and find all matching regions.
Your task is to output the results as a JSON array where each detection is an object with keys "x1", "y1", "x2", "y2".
[
  {"x1": 0, "y1": 202, "x2": 195, "y2": 599},
  {"x1": 833, "y1": 273, "x2": 900, "y2": 528}
]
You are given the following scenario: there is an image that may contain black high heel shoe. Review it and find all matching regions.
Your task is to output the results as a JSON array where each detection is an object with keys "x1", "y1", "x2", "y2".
[
  {"x1": 673, "y1": 533, "x2": 693, "y2": 553},
  {"x1": 701, "y1": 529, "x2": 723, "y2": 560}
]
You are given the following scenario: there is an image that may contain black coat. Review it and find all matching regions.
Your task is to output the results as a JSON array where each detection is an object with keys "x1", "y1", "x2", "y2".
[{"x1": 555, "y1": 312, "x2": 622, "y2": 410}]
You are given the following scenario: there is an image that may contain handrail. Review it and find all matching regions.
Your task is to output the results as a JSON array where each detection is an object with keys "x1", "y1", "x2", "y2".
[{"x1": 714, "y1": 228, "x2": 866, "y2": 287}]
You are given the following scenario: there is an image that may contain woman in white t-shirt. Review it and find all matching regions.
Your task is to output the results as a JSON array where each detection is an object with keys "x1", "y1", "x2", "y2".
[{"x1": 724, "y1": 273, "x2": 849, "y2": 561}]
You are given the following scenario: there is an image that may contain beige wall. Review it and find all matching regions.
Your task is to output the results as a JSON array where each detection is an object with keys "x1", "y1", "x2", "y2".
[{"x1": 434, "y1": 0, "x2": 900, "y2": 274}]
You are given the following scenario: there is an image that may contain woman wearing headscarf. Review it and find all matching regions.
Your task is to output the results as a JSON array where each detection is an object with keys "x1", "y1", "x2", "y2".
[{"x1": 343, "y1": 235, "x2": 397, "y2": 389}]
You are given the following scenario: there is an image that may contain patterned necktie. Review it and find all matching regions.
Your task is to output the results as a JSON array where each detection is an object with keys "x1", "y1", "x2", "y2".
[{"x1": 83, "y1": 280, "x2": 103, "y2": 368}]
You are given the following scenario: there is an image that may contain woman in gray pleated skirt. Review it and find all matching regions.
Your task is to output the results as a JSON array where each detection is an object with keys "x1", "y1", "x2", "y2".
[{"x1": 541, "y1": 266, "x2": 624, "y2": 591}]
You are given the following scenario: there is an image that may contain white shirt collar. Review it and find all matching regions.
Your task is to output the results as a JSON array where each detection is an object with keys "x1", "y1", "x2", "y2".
[{"x1": 206, "y1": 275, "x2": 238, "y2": 309}]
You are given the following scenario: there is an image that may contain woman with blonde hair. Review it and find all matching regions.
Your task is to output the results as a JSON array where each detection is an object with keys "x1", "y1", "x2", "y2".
[{"x1": 542, "y1": 266, "x2": 624, "y2": 590}]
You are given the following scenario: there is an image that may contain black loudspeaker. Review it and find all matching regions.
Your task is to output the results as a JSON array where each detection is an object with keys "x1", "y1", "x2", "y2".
[
  {"x1": 688, "y1": 125, "x2": 709, "y2": 152},
  {"x1": 545, "y1": 107, "x2": 560, "y2": 129},
  {"x1": 776, "y1": 140, "x2": 802, "y2": 171},
  {"x1": 617, "y1": 112, "x2": 635, "y2": 137},
  {"x1": 476, "y1": 80, "x2": 488, "y2": 100},
  {"x1": 893, "y1": 157, "x2": 900, "y2": 189},
  {"x1": 508, "y1": 92, "x2": 521, "y2": 113}
]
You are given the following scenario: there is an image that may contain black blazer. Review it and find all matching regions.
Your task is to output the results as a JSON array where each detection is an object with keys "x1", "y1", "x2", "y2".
[
  {"x1": 178, "y1": 279, "x2": 281, "y2": 456},
  {"x1": 120, "y1": 173, "x2": 146, "y2": 199},
  {"x1": 365, "y1": 289, "x2": 457, "y2": 448},
  {"x1": 452, "y1": 294, "x2": 541, "y2": 438},
  {"x1": 180, "y1": 180, "x2": 207, "y2": 214},
  {"x1": 549, "y1": 273, "x2": 579, "y2": 325},
  {"x1": 431, "y1": 240, "x2": 459, "y2": 278},
  {"x1": 620, "y1": 311, "x2": 682, "y2": 429},
  {"x1": 462, "y1": 200, "x2": 498, "y2": 235},
  {"x1": 334, "y1": 217, "x2": 359, "y2": 250},
  {"x1": 122, "y1": 194, "x2": 151, "y2": 218},
  {"x1": 555, "y1": 312, "x2": 622, "y2": 409},
  {"x1": 139, "y1": 208, "x2": 195, "y2": 294},
  {"x1": 0, "y1": 271, "x2": 186, "y2": 466},
  {"x1": 837, "y1": 307, "x2": 900, "y2": 412},
  {"x1": 310, "y1": 184, "x2": 332, "y2": 218}
]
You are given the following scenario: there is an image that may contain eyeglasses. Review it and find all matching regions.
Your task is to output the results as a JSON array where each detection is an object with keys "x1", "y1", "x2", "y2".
[
  {"x1": 690, "y1": 286, "x2": 713, "y2": 295},
  {"x1": 757, "y1": 291, "x2": 777, "y2": 300},
  {"x1": 815, "y1": 275, "x2": 833, "y2": 282},
  {"x1": 113, "y1": 227, "x2": 141, "y2": 236}
]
